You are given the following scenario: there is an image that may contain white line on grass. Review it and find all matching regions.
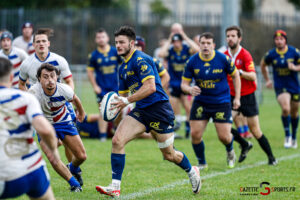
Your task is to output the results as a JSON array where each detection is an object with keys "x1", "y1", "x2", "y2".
[{"x1": 121, "y1": 153, "x2": 300, "y2": 199}]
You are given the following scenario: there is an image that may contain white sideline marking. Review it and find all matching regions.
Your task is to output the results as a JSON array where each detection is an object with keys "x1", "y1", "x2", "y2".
[{"x1": 121, "y1": 153, "x2": 300, "y2": 199}]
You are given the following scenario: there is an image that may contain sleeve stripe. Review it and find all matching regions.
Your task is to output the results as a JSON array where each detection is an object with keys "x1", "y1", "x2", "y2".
[
  {"x1": 230, "y1": 68, "x2": 237, "y2": 76},
  {"x1": 119, "y1": 90, "x2": 129, "y2": 94},
  {"x1": 19, "y1": 76, "x2": 26, "y2": 82},
  {"x1": 158, "y1": 69, "x2": 166, "y2": 76},
  {"x1": 63, "y1": 74, "x2": 73, "y2": 80},
  {"x1": 87, "y1": 66, "x2": 95, "y2": 70},
  {"x1": 182, "y1": 76, "x2": 192, "y2": 81},
  {"x1": 32, "y1": 113, "x2": 43, "y2": 118},
  {"x1": 141, "y1": 75, "x2": 155, "y2": 83}
]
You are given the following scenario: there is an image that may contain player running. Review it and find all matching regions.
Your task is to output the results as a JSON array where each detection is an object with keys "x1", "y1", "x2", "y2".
[
  {"x1": 0, "y1": 57, "x2": 58, "y2": 199},
  {"x1": 0, "y1": 31, "x2": 28, "y2": 88},
  {"x1": 260, "y1": 30, "x2": 300, "y2": 149},
  {"x1": 95, "y1": 26, "x2": 201, "y2": 198}
]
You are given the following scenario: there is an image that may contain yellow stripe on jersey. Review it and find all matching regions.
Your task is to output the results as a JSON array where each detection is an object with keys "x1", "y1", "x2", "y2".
[
  {"x1": 119, "y1": 90, "x2": 129, "y2": 94},
  {"x1": 87, "y1": 66, "x2": 94, "y2": 71},
  {"x1": 248, "y1": 61, "x2": 255, "y2": 70},
  {"x1": 230, "y1": 67, "x2": 237, "y2": 76},
  {"x1": 141, "y1": 75, "x2": 155, "y2": 83},
  {"x1": 182, "y1": 76, "x2": 192, "y2": 81},
  {"x1": 158, "y1": 69, "x2": 167, "y2": 76}
]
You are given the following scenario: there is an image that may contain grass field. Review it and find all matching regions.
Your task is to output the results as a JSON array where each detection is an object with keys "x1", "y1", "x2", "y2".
[{"x1": 16, "y1": 85, "x2": 300, "y2": 200}]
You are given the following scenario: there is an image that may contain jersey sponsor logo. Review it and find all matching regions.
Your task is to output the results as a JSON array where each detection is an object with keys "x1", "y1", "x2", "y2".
[
  {"x1": 196, "y1": 106, "x2": 203, "y2": 118},
  {"x1": 194, "y1": 69, "x2": 200, "y2": 75},
  {"x1": 273, "y1": 60, "x2": 277, "y2": 65},
  {"x1": 182, "y1": 55, "x2": 187, "y2": 60},
  {"x1": 129, "y1": 82, "x2": 139, "y2": 94},
  {"x1": 137, "y1": 57, "x2": 143, "y2": 61},
  {"x1": 213, "y1": 69, "x2": 223, "y2": 73},
  {"x1": 236, "y1": 59, "x2": 242, "y2": 66},
  {"x1": 215, "y1": 112, "x2": 225, "y2": 120},
  {"x1": 172, "y1": 63, "x2": 185, "y2": 72},
  {"x1": 110, "y1": 56, "x2": 117, "y2": 61},
  {"x1": 97, "y1": 58, "x2": 102, "y2": 63},
  {"x1": 127, "y1": 71, "x2": 135, "y2": 76},
  {"x1": 101, "y1": 65, "x2": 116, "y2": 74},
  {"x1": 140, "y1": 65, "x2": 151, "y2": 76},
  {"x1": 150, "y1": 122, "x2": 162, "y2": 131},
  {"x1": 133, "y1": 112, "x2": 140, "y2": 117},
  {"x1": 204, "y1": 63, "x2": 210, "y2": 67},
  {"x1": 276, "y1": 68, "x2": 290, "y2": 76}
]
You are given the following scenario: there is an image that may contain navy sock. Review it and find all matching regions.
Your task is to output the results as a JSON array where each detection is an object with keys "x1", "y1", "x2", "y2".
[
  {"x1": 185, "y1": 121, "x2": 190, "y2": 137},
  {"x1": 281, "y1": 115, "x2": 291, "y2": 137},
  {"x1": 237, "y1": 126, "x2": 244, "y2": 135},
  {"x1": 243, "y1": 125, "x2": 249, "y2": 133},
  {"x1": 176, "y1": 152, "x2": 192, "y2": 173},
  {"x1": 68, "y1": 176, "x2": 80, "y2": 187},
  {"x1": 291, "y1": 116, "x2": 299, "y2": 140},
  {"x1": 225, "y1": 137, "x2": 234, "y2": 152},
  {"x1": 69, "y1": 162, "x2": 80, "y2": 174},
  {"x1": 111, "y1": 153, "x2": 125, "y2": 180},
  {"x1": 192, "y1": 141, "x2": 206, "y2": 164},
  {"x1": 99, "y1": 132, "x2": 107, "y2": 139}
]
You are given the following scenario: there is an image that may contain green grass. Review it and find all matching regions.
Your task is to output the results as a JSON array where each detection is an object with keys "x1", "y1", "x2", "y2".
[{"x1": 16, "y1": 88, "x2": 300, "y2": 200}]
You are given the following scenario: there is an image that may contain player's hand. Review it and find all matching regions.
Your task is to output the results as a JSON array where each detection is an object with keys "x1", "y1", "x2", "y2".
[
  {"x1": 94, "y1": 86, "x2": 102, "y2": 94},
  {"x1": 76, "y1": 112, "x2": 86, "y2": 123},
  {"x1": 265, "y1": 80, "x2": 273, "y2": 89},
  {"x1": 189, "y1": 86, "x2": 201, "y2": 96},
  {"x1": 111, "y1": 96, "x2": 129, "y2": 114},
  {"x1": 233, "y1": 98, "x2": 240, "y2": 110}
]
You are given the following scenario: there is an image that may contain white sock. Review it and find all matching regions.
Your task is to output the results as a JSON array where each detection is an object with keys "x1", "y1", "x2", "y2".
[{"x1": 112, "y1": 179, "x2": 121, "y2": 190}]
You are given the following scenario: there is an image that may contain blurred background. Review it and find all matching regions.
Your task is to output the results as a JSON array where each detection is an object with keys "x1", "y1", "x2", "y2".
[{"x1": 1, "y1": 0, "x2": 300, "y2": 106}]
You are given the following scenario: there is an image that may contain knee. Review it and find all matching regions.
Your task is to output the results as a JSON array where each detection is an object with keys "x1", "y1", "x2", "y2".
[
  {"x1": 219, "y1": 134, "x2": 231, "y2": 144},
  {"x1": 191, "y1": 129, "x2": 201, "y2": 142},
  {"x1": 77, "y1": 151, "x2": 87, "y2": 162},
  {"x1": 282, "y1": 107, "x2": 290, "y2": 116},
  {"x1": 112, "y1": 135, "x2": 124, "y2": 150}
]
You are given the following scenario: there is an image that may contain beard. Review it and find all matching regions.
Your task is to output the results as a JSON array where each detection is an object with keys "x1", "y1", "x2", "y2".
[
  {"x1": 229, "y1": 42, "x2": 238, "y2": 50},
  {"x1": 119, "y1": 44, "x2": 132, "y2": 57}
]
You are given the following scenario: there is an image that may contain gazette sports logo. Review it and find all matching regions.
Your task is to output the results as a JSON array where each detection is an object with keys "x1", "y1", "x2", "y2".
[{"x1": 240, "y1": 182, "x2": 296, "y2": 196}]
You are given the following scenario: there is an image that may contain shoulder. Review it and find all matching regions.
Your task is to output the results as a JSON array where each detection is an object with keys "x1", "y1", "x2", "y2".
[
  {"x1": 13, "y1": 47, "x2": 28, "y2": 56},
  {"x1": 58, "y1": 82, "x2": 73, "y2": 94},
  {"x1": 12, "y1": 36, "x2": 23, "y2": 43},
  {"x1": 240, "y1": 48, "x2": 253, "y2": 59},
  {"x1": 215, "y1": 50, "x2": 229, "y2": 61},
  {"x1": 50, "y1": 52, "x2": 66, "y2": 61},
  {"x1": 21, "y1": 54, "x2": 35, "y2": 68},
  {"x1": 28, "y1": 83, "x2": 42, "y2": 95}
]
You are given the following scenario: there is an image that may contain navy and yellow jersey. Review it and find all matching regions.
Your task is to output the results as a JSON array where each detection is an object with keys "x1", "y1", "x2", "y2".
[
  {"x1": 263, "y1": 45, "x2": 300, "y2": 93},
  {"x1": 167, "y1": 43, "x2": 193, "y2": 88},
  {"x1": 87, "y1": 45, "x2": 121, "y2": 94},
  {"x1": 153, "y1": 58, "x2": 167, "y2": 77},
  {"x1": 183, "y1": 50, "x2": 237, "y2": 104},
  {"x1": 118, "y1": 50, "x2": 169, "y2": 108}
]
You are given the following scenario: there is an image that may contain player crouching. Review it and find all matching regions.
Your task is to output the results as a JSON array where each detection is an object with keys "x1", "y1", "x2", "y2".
[{"x1": 29, "y1": 63, "x2": 87, "y2": 192}]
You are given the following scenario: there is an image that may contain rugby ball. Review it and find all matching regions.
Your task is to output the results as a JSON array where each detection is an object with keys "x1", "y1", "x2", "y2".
[{"x1": 100, "y1": 92, "x2": 120, "y2": 122}]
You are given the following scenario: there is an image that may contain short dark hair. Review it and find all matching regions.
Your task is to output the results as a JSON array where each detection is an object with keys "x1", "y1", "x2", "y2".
[
  {"x1": 226, "y1": 26, "x2": 242, "y2": 38},
  {"x1": 199, "y1": 32, "x2": 215, "y2": 42},
  {"x1": 0, "y1": 57, "x2": 12, "y2": 80},
  {"x1": 33, "y1": 28, "x2": 54, "y2": 42},
  {"x1": 114, "y1": 26, "x2": 136, "y2": 41},
  {"x1": 36, "y1": 63, "x2": 60, "y2": 81},
  {"x1": 96, "y1": 28, "x2": 107, "y2": 34}
]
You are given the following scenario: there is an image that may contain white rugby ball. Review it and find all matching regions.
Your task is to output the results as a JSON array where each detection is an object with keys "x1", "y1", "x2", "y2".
[{"x1": 100, "y1": 92, "x2": 120, "y2": 122}]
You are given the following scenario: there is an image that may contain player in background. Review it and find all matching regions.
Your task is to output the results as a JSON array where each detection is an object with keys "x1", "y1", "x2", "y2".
[
  {"x1": 87, "y1": 28, "x2": 121, "y2": 141},
  {"x1": 181, "y1": 32, "x2": 241, "y2": 169},
  {"x1": 13, "y1": 22, "x2": 35, "y2": 55},
  {"x1": 225, "y1": 26, "x2": 277, "y2": 165},
  {"x1": 159, "y1": 23, "x2": 199, "y2": 138},
  {"x1": 0, "y1": 31, "x2": 28, "y2": 88},
  {"x1": 29, "y1": 63, "x2": 87, "y2": 191},
  {"x1": 261, "y1": 30, "x2": 300, "y2": 149},
  {"x1": 95, "y1": 26, "x2": 201, "y2": 198},
  {"x1": 0, "y1": 57, "x2": 58, "y2": 199},
  {"x1": 135, "y1": 35, "x2": 170, "y2": 90}
]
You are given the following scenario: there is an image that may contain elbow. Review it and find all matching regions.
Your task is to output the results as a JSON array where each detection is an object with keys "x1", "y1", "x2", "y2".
[{"x1": 148, "y1": 84, "x2": 156, "y2": 95}]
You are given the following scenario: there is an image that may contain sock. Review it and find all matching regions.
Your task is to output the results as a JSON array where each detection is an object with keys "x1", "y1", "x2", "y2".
[
  {"x1": 231, "y1": 128, "x2": 248, "y2": 148},
  {"x1": 258, "y1": 134, "x2": 274, "y2": 158},
  {"x1": 291, "y1": 116, "x2": 299, "y2": 140},
  {"x1": 192, "y1": 141, "x2": 207, "y2": 164},
  {"x1": 69, "y1": 162, "x2": 80, "y2": 174},
  {"x1": 243, "y1": 125, "x2": 249, "y2": 134},
  {"x1": 68, "y1": 176, "x2": 81, "y2": 187},
  {"x1": 281, "y1": 115, "x2": 291, "y2": 137},
  {"x1": 225, "y1": 137, "x2": 234, "y2": 152},
  {"x1": 111, "y1": 153, "x2": 125, "y2": 181},
  {"x1": 185, "y1": 121, "x2": 190, "y2": 137},
  {"x1": 112, "y1": 179, "x2": 121, "y2": 190},
  {"x1": 237, "y1": 126, "x2": 244, "y2": 135},
  {"x1": 99, "y1": 132, "x2": 107, "y2": 139},
  {"x1": 176, "y1": 152, "x2": 192, "y2": 173}
]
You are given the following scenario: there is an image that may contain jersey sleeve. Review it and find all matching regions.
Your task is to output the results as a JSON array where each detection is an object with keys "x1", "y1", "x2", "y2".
[
  {"x1": 87, "y1": 53, "x2": 96, "y2": 71},
  {"x1": 154, "y1": 58, "x2": 166, "y2": 76},
  {"x1": 18, "y1": 48, "x2": 28, "y2": 61},
  {"x1": 118, "y1": 68, "x2": 129, "y2": 94},
  {"x1": 19, "y1": 60, "x2": 28, "y2": 82},
  {"x1": 59, "y1": 56, "x2": 72, "y2": 80},
  {"x1": 225, "y1": 56, "x2": 237, "y2": 76},
  {"x1": 263, "y1": 51, "x2": 272, "y2": 65},
  {"x1": 60, "y1": 83, "x2": 75, "y2": 101},
  {"x1": 136, "y1": 58, "x2": 155, "y2": 83},
  {"x1": 25, "y1": 93, "x2": 43, "y2": 123},
  {"x1": 295, "y1": 48, "x2": 300, "y2": 64},
  {"x1": 243, "y1": 51, "x2": 255, "y2": 72},
  {"x1": 182, "y1": 59, "x2": 193, "y2": 81}
]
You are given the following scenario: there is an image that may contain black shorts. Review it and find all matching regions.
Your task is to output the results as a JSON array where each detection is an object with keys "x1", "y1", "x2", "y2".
[
  {"x1": 275, "y1": 88, "x2": 300, "y2": 102},
  {"x1": 128, "y1": 101, "x2": 175, "y2": 133},
  {"x1": 96, "y1": 93, "x2": 105, "y2": 103},
  {"x1": 231, "y1": 93, "x2": 259, "y2": 117},
  {"x1": 190, "y1": 101, "x2": 232, "y2": 123},
  {"x1": 169, "y1": 86, "x2": 185, "y2": 98}
]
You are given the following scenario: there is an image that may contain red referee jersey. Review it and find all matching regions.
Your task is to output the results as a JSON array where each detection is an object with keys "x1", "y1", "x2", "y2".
[{"x1": 225, "y1": 47, "x2": 256, "y2": 96}]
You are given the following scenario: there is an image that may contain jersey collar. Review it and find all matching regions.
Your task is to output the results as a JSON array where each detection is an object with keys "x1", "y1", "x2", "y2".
[
  {"x1": 228, "y1": 45, "x2": 242, "y2": 64},
  {"x1": 124, "y1": 49, "x2": 136, "y2": 63},
  {"x1": 35, "y1": 52, "x2": 50, "y2": 62},
  {"x1": 199, "y1": 50, "x2": 215, "y2": 62},
  {"x1": 276, "y1": 46, "x2": 288, "y2": 55},
  {"x1": 97, "y1": 45, "x2": 111, "y2": 54}
]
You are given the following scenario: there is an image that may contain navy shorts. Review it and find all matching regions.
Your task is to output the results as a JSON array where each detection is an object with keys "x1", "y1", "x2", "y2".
[
  {"x1": 231, "y1": 93, "x2": 259, "y2": 117},
  {"x1": 128, "y1": 101, "x2": 175, "y2": 133},
  {"x1": 96, "y1": 93, "x2": 105, "y2": 104},
  {"x1": 0, "y1": 165, "x2": 50, "y2": 199},
  {"x1": 275, "y1": 88, "x2": 300, "y2": 102},
  {"x1": 190, "y1": 101, "x2": 232, "y2": 123},
  {"x1": 169, "y1": 86, "x2": 186, "y2": 98}
]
